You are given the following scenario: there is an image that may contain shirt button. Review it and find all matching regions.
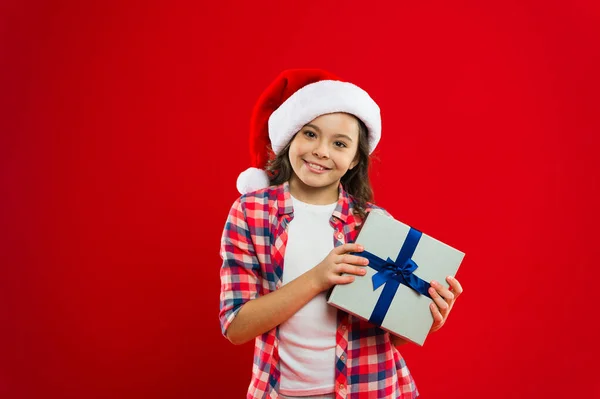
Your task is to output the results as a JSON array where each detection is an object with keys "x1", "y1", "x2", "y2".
[
  {"x1": 337, "y1": 232, "x2": 344, "y2": 240},
  {"x1": 340, "y1": 354, "x2": 346, "y2": 361},
  {"x1": 339, "y1": 384, "x2": 345, "y2": 390},
  {"x1": 341, "y1": 324, "x2": 347, "y2": 331}
]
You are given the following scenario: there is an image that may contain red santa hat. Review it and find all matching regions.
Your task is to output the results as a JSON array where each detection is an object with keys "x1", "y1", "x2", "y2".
[{"x1": 236, "y1": 68, "x2": 381, "y2": 194}]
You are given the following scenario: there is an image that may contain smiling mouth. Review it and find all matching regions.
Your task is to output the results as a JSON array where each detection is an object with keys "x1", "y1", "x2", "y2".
[{"x1": 303, "y1": 160, "x2": 330, "y2": 172}]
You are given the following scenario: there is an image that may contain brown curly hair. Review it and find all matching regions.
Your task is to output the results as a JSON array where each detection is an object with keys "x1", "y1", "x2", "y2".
[{"x1": 266, "y1": 115, "x2": 373, "y2": 219}]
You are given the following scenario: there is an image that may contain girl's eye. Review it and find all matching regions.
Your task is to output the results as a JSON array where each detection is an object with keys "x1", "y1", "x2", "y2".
[
  {"x1": 334, "y1": 141, "x2": 347, "y2": 148},
  {"x1": 304, "y1": 131, "x2": 317, "y2": 138}
]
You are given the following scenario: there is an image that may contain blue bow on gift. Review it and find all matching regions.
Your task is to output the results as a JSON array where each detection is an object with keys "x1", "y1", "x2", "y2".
[{"x1": 355, "y1": 228, "x2": 432, "y2": 327}]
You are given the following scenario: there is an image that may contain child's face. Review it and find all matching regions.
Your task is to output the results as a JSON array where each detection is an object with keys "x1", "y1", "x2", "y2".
[{"x1": 287, "y1": 112, "x2": 360, "y2": 202}]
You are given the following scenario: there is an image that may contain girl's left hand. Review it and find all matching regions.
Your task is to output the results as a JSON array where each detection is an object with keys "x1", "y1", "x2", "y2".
[{"x1": 428, "y1": 276, "x2": 463, "y2": 333}]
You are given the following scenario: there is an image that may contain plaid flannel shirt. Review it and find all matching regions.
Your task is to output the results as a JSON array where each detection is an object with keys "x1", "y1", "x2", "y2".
[{"x1": 219, "y1": 181, "x2": 419, "y2": 399}]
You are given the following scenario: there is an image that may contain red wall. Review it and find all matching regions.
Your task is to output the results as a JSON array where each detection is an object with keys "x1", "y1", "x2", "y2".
[{"x1": 1, "y1": 1, "x2": 599, "y2": 397}]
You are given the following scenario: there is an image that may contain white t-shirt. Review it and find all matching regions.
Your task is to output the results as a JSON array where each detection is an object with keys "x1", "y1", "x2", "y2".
[{"x1": 279, "y1": 196, "x2": 338, "y2": 396}]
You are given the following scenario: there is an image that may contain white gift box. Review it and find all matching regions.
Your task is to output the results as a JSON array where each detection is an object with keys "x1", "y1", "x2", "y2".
[{"x1": 327, "y1": 210, "x2": 465, "y2": 346}]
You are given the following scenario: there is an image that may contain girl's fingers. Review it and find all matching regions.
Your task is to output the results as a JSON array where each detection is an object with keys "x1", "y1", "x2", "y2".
[
  {"x1": 332, "y1": 274, "x2": 355, "y2": 285},
  {"x1": 336, "y1": 263, "x2": 368, "y2": 276},
  {"x1": 339, "y1": 254, "x2": 369, "y2": 266},
  {"x1": 430, "y1": 281, "x2": 454, "y2": 303},
  {"x1": 429, "y1": 303, "x2": 444, "y2": 329},
  {"x1": 334, "y1": 243, "x2": 364, "y2": 255},
  {"x1": 428, "y1": 278, "x2": 463, "y2": 333},
  {"x1": 428, "y1": 287, "x2": 450, "y2": 312},
  {"x1": 447, "y1": 276, "x2": 463, "y2": 297}
]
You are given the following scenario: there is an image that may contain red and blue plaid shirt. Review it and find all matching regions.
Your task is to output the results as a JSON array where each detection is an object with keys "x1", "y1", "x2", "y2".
[{"x1": 219, "y1": 181, "x2": 419, "y2": 399}]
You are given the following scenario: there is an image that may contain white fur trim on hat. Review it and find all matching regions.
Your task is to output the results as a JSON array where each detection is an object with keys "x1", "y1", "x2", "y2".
[
  {"x1": 236, "y1": 167, "x2": 270, "y2": 194},
  {"x1": 268, "y1": 80, "x2": 381, "y2": 154}
]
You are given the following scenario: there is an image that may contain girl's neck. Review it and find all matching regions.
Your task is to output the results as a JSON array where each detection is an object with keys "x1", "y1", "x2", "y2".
[{"x1": 288, "y1": 176, "x2": 339, "y2": 205}]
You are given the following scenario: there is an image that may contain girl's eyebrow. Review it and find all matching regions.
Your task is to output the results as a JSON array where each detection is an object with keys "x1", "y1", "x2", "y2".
[
  {"x1": 333, "y1": 133, "x2": 354, "y2": 142},
  {"x1": 304, "y1": 124, "x2": 354, "y2": 142},
  {"x1": 304, "y1": 123, "x2": 322, "y2": 132}
]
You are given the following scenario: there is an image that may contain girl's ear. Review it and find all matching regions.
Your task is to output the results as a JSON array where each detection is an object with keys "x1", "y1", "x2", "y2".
[{"x1": 349, "y1": 157, "x2": 359, "y2": 170}]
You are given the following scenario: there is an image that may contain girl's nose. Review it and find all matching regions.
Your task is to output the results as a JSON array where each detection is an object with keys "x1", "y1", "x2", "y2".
[{"x1": 312, "y1": 142, "x2": 329, "y2": 158}]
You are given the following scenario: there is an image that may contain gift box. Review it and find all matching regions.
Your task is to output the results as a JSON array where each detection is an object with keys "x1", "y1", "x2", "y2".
[{"x1": 327, "y1": 210, "x2": 465, "y2": 346}]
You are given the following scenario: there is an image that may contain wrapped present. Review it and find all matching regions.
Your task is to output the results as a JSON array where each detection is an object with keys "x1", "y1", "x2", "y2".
[{"x1": 327, "y1": 210, "x2": 465, "y2": 346}]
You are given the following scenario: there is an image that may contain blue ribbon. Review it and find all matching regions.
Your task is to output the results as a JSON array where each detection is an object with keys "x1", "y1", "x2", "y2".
[{"x1": 355, "y1": 228, "x2": 432, "y2": 327}]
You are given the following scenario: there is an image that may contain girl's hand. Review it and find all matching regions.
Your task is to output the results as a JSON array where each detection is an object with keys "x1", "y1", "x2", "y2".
[
  {"x1": 428, "y1": 276, "x2": 463, "y2": 333},
  {"x1": 309, "y1": 243, "x2": 369, "y2": 293}
]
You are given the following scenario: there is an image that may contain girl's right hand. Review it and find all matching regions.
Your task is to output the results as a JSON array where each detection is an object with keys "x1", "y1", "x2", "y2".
[{"x1": 309, "y1": 243, "x2": 369, "y2": 293}]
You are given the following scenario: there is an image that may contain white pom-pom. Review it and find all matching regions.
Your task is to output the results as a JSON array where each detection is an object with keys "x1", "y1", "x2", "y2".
[{"x1": 236, "y1": 167, "x2": 270, "y2": 194}]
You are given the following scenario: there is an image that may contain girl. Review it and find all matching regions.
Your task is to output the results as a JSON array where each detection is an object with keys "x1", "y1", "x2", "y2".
[{"x1": 219, "y1": 69, "x2": 463, "y2": 399}]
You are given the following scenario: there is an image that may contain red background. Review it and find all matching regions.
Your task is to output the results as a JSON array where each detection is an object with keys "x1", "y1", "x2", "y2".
[{"x1": 1, "y1": 1, "x2": 599, "y2": 398}]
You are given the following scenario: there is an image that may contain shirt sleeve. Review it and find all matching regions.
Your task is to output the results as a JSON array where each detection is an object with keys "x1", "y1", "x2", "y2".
[{"x1": 218, "y1": 196, "x2": 262, "y2": 337}]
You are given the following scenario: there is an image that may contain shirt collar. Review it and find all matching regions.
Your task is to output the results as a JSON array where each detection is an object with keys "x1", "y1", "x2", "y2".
[{"x1": 277, "y1": 181, "x2": 352, "y2": 223}]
